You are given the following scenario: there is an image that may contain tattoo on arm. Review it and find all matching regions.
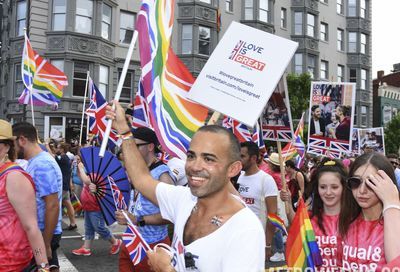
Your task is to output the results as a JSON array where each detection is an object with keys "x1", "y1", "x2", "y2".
[{"x1": 34, "y1": 248, "x2": 43, "y2": 257}]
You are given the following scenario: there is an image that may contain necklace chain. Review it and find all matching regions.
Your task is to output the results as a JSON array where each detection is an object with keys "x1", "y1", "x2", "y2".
[{"x1": 192, "y1": 204, "x2": 223, "y2": 227}]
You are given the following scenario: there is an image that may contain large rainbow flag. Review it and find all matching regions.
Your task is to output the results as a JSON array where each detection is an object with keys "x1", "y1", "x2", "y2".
[
  {"x1": 135, "y1": 0, "x2": 209, "y2": 159},
  {"x1": 281, "y1": 112, "x2": 305, "y2": 167},
  {"x1": 19, "y1": 33, "x2": 68, "y2": 106},
  {"x1": 285, "y1": 198, "x2": 323, "y2": 270}
]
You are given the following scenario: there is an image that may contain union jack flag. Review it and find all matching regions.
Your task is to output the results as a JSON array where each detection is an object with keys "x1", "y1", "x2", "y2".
[
  {"x1": 122, "y1": 222, "x2": 150, "y2": 266},
  {"x1": 132, "y1": 81, "x2": 151, "y2": 129},
  {"x1": 85, "y1": 77, "x2": 120, "y2": 149},
  {"x1": 262, "y1": 125, "x2": 293, "y2": 142},
  {"x1": 108, "y1": 176, "x2": 127, "y2": 210},
  {"x1": 222, "y1": 117, "x2": 252, "y2": 142},
  {"x1": 307, "y1": 137, "x2": 350, "y2": 158},
  {"x1": 252, "y1": 119, "x2": 266, "y2": 151}
]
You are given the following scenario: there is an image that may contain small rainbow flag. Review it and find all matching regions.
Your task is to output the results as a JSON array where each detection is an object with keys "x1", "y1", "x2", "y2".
[
  {"x1": 285, "y1": 198, "x2": 322, "y2": 270},
  {"x1": 267, "y1": 213, "x2": 288, "y2": 235}
]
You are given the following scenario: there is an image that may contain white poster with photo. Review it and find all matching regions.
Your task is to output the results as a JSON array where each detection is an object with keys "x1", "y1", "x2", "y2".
[
  {"x1": 50, "y1": 125, "x2": 64, "y2": 141},
  {"x1": 261, "y1": 76, "x2": 294, "y2": 142},
  {"x1": 188, "y1": 21, "x2": 298, "y2": 127},
  {"x1": 307, "y1": 82, "x2": 356, "y2": 158},
  {"x1": 358, "y1": 127, "x2": 385, "y2": 155}
]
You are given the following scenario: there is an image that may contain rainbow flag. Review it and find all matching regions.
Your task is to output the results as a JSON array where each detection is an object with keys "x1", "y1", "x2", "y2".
[
  {"x1": 19, "y1": 33, "x2": 68, "y2": 106},
  {"x1": 285, "y1": 198, "x2": 322, "y2": 270},
  {"x1": 135, "y1": 0, "x2": 209, "y2": 159},
  {"x1": 281, "y1": 112, "x2": 306, "y2": 168},
  {"x1": 267, "y1": 213, "x2": 287, "y2": 235}
]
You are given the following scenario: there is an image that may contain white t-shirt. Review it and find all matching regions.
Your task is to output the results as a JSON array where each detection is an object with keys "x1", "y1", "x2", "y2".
[
  {"x1": 156, "y1": 183, "x2": 265, "y2": 272},
  {"x1": 237, "y1": 170, "x2": 278, "y2": 221},
  {"x1": 167, "y1": 157, "x2": 188, "y2": 186}
]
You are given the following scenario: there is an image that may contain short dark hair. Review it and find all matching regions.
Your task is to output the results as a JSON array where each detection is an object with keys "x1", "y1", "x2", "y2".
[
  {"x1": 12, "y1": 122, "x2": 38, "y2": 143},
  {"x1": 240, "y1": 141, "x2": 259, "y2": 159},
  {"x1": 387, "y1": 153, "x2": 399, "y2": 160},
  {"x1": 197, "y1": 125, "x2": 241, "y2": 162},
  {"x1": 311, "y1": 105, "x2": 319, "y2": 112}
]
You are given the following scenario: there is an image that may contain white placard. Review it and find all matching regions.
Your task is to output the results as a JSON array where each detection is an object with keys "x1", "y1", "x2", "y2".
[{"x1": 188, "y1": 21, "x2": 298, "y2": 127}]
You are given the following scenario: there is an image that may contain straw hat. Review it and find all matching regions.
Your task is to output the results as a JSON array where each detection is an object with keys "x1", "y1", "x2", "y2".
[
  {"x1": 0, "y1": 120, "x2": 16, "y2": 140},
  {"x1": 267, "y1": 152, "x2": 281, "y2": 166}
]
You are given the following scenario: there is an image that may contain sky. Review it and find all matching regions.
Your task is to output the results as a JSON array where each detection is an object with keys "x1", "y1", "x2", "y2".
[{"x1": 372, "y1": 0, "x2": 400, "y2": 77}]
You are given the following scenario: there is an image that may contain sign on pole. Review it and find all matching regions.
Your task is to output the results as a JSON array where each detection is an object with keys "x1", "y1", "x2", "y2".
[
  {"x1": 188, "y1": 21, "x2": 298, "y2": 127},
  {"x1": 358, "y1": 127, "x2": 385, "y2": 155},
  {"x1": 307, "y1": 82, "x2": 356, "y2": 158}
]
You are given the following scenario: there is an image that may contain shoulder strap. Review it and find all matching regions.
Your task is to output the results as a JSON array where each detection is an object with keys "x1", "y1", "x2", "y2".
[{"x1": 0, "y1": 162, "x2": 24, "y2": 178}]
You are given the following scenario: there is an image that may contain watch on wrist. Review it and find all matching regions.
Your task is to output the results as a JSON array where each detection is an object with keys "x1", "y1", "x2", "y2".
[{"x1": 137, "y1": 216, "x2": 146, "y2": 227}]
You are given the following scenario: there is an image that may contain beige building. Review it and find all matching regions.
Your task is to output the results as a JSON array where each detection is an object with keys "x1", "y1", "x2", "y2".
[{"x1": 0, "y1": 0, "x2": 372, "y2": 142}]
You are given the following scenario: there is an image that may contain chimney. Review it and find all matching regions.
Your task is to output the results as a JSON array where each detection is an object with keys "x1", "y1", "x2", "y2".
[{"x1": 377, "y1": 70, "x2": 384, "y2": 80}]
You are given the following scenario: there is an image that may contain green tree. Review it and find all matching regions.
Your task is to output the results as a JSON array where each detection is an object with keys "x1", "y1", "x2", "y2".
[
  {"x1": 384, "y1": 114, "x2": 400, "y2": 155},
  {"x1": 286, "y1": 73, "x2": 312, "y2": 120}
]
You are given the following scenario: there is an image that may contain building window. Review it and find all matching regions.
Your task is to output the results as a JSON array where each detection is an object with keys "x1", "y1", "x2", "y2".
[
  {"x1": 354, "y1": 106, "x2": 358, "y2": 125},
  {"x1": 259, "y1": 0, "x2": 269, "y2": 23},
  {"x1": 349, "y1": 68, "x2": 357, "y2": 83},
  {"x1": 15, "y1": 64, "x2": 24, "y2": 97},
  {"x1": 73, "y1": 62, "x2": 89, "y2": 97},
  {"x1": 51, "y1": 60, "x2": 65, "y2": 72},
  {"x1": 348, "y1": 0, "x2": 356, "y2": 16},
  {"x1": 199, "y1": 0, "x2": 211, "y2": 4},
  {"x1": 226, "y1": 0, "x2": 233, "y2": 12},
  {"x1": 120, "y1": 11, "x2": 135, "y2": 44},
  {"x1": 361, "y1": 105, "x2": 367, "y2": 126},
  {"x1": 244, "y1": 0, "x2": 253, "y2": 20},
  {"x1": 337, "y1": 29, "x2": 344, "y2": 51},
  {"x1": 181, "y1": 25, "x2": 192, "y2": 54},
  {"x1": 320, "y1": 22, "x2": 328, "y2": 41},
  {"x1": 307, "y1": 55, "x2": 316, "y2": 79},
  {"x1": 307, "y1": 14, "x2": 315, "y2": 37},
  {"x1": 16, "y1": 0, "x2": 27, "y2": 36},
  {"x1": 52, "y1": 0, "x2": 66, "y2": 31},
  {"x1": 102, "y1": 4, "x2": 112, "y2": 40},
  {"x1": 99, "y1": 65, "x2": 109, "y2": 98},
  {"x1": 281, "y1": 8, "x2": 287, "y2": 29},
  {"x1": 360, "y1": 0, "x2": 367, "y2": 18},
  {"x1": 75, "y1": 0, "x2": 93, "y2": 34},
  {"x1": 348, "y1": 32, "x2": 357, "y2": 53},
  {"x1": 320, "y1": 60, "x2": 328, "y2": 80},
  {"x1": 294, "y1": 12, "x2": 303, "y2": 35},
  {"x1": 199, "y1": 26, "x2": 211, "y2": 55},
  {"x1": 361, "y1": 69, "x2": 367, "y2": 90},
  {"x1": 337, "y1": 65, "x2": 344, "y2": 82},
  {"x1": 118, "y1": 70, "x2": 134, "y2": 103},
  {"x1": 294, "y1": 53, "x2": 303, "y2": 74},
  {"x1": 337, "y1": 0, "x2": 343, "y2": 14},
  {"x1": 360, "y1": 33, "x2": 367, "y2": 54}
]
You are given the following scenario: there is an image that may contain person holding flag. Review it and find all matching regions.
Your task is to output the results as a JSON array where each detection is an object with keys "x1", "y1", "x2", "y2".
[
  {"x1": 106, "y1": 101, "x2": 265, "y2": 271},
  {"x1": 281, "y1": 158, "x2": 347, "y2": 270},
  {"x1": 71, "y1": 161, "x2": 122, "y2": 257},
  {"x1": 115, "y1": 127, "x2": 174, "y2": 272}
]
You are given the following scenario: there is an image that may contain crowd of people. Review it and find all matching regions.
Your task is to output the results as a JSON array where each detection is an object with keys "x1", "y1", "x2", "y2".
[{"x1": 1, "y1": 100, "x2": 400, "y2": 271}]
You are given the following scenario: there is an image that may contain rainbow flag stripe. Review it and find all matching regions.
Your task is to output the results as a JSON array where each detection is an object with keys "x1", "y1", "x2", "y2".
[
  {"x1": 0, "y1": 162, "x2": 24, "y2": 177},
  {"x1": 267, "y1": 213, "x2": 288, "y2": 235},
  {"x1": 285, "y1": 198, "x2": 322, "y2": 270},
  {"x1": 281, "y1": 112, "x2": 306, "y2": 168},
  {"x1": 136, "y1": 0, "x2": 208, "y2": 159}
]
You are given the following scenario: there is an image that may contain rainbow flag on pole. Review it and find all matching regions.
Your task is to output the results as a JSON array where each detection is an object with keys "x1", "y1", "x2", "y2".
[
  {"x1": 135, "y1": 0, "x2": 209, "y2": 159},
  {"x1": 281, "y1": 112, "x2": 306, "y2": 168},
  {"x1": 285, "y1": 198, "x2": 322, "y2": 270},
  {"x1": 19, "y1": 33, "x2": 68, "y2": 106},
  {"x1": 267, "y1": 213, "x2": 287, "y2": 235}
]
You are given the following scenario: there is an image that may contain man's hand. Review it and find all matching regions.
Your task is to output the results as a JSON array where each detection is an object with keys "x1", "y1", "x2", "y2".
[
  {"x1": 147, "y1": 247, "x2": 175, "y2": 272},
  {"x1": 105, "y1": 100, "x2": 130, "y2": 134},
  {"x1": 89, "y1": 183, "x2": 97, "y2": 193},
  {"x1": 115, "y1": 210, "x2": 135, "y2": 225}
]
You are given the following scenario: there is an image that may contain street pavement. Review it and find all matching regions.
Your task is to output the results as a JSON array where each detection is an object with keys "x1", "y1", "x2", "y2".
[{"x1": 59, "y1": 215, "x2": 287, "y2": 271}]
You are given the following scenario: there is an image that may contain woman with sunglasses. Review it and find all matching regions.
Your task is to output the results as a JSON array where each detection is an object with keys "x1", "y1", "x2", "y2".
[
  {"x1": 281, "y1": 158, "x2": 347, "y2": 270},
  {"x1": 338, "y1": 152, "x2": 400, "y2": 271}
]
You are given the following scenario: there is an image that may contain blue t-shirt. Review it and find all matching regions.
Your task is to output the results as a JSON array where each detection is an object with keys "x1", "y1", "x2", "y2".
[
  {"x1": 26, "y1": 151, "x2": 63, "y2": 234},
  {"x1": 133, "y1": 162, "x2": 172, "y2": 244}
]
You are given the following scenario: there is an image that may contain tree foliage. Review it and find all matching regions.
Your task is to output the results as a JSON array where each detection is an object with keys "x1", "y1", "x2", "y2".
[
  {"x1": 384, "y1": 114, "x2": 400, "y2": 155},
  {"x1": 286, "y1": 73, "x2": 312, "y2": 120}
]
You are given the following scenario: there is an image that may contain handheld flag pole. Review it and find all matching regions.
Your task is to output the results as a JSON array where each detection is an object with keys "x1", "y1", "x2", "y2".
[
  {"x1": 79, "y1": 71, "x2": 90, "y2": 146},
  {"x1": 99, "y1": 30, "x2": 138, "y2": 157},
  {"x1": 24, "y1": 30, "x2": 35, "y2": 126}
]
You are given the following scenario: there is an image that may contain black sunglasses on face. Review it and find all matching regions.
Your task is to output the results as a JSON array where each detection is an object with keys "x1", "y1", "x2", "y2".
[
  {"x1": 346, "y1": 177, "x2": 373, "y2": 190},
  {"x1": 136, "y1": 142, "x2": 150, "y2": 147},
  {"x1": 390, "y1": 161, "x2": 399, "y2": 166}
]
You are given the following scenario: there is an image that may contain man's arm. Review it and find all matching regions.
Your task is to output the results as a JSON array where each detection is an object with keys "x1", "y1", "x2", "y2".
[
  {"x1": 42, "y1": 193, "x2": 59, "y2": 255},
  {"x1": 106, "y1": 101, "x2": 160, "y2": 205}
]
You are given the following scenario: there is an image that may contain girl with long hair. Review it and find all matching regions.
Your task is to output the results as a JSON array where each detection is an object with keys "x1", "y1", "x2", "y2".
[
  {"x1": 282, "y1": 158, "x2": 347, "y2": 270},
  {"x1": 338, "y1": 152, "x2": 400, "y2": 271}
]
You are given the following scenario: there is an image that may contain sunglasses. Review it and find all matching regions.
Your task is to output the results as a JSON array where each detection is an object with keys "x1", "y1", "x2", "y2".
[
  {"x1": 390, "y1": 161, "x2": 399, "y2": 166},
  {"x1": 346, "y1": 176, "x2": 373, "y2": 190},
  {"x1": 136, "y1": 142, "x2": 150, "y2": 147}
]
